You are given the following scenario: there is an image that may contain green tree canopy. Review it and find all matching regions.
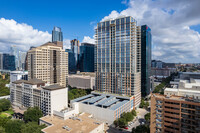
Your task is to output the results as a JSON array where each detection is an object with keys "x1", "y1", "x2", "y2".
[
  {"x1": 24, "y1": 107, "x2": 43, "y2": 123},
  {"x1": 118, "y1": 118, "x2": 127, "y2": 128},
  {"x1": 0, "y1": 126, "x2": 5, "y2": 133},
  {"x1": 0, "y1": 99, "x2": 11, "y2": 112},
  {"x1": 5, "y1": 120, "x2": 24, "y2": 133},
  {"x1": 145, "y1": 113, "x2": 150, "y2": 122},
  {"x1": 132, "y1": 125, "x2": 150, "y2": 133},
  {"x1": 21, "y1": 122, "x2": 46, "y2": 133}
]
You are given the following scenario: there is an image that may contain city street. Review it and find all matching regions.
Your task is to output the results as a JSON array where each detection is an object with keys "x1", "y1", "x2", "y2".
[{"x1": 127, "y1": 108, "x2": 149, "y2": 132}]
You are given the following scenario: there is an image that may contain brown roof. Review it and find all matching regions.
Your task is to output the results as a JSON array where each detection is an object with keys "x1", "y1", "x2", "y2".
[
  {"x1": 40, "y1": 113, "x2": 103, "y2": 133},
  {"x1": 42, "y1": 84, "x2": 65, "y2": 91},
  {"x1": 12, "y1": 79, "x2": 46, "y2": 85},
  {"x1": 40, "y1": 42, "x2": 63, "y2": 48}
]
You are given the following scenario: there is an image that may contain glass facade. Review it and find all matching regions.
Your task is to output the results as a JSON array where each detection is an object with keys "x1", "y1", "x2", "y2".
[
  {"x1": 65, "y1": 49, "x2": 76, "y2": 73},
  {"x1": 71, "y1": 39, "x2": 79, "y2": 71},
  {"x1": 3, "y1": 53, "x2": 16, "y2": 71},
  {"x1": 79, "y1": 43, "x2": 95, "y2": 72},
  {"x1": 95, "y1": 16, "x2": 141, "y2": 107},
  {"x1": 141, "y1": 25, "x2": 152, "y2": 97},
  {"x1": 52, "y1": 27, "x2": 63, "y2": 42}
]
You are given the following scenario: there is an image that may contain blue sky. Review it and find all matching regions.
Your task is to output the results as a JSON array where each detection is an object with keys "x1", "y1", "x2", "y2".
[
  {"x1": 0, "y1": 0, "x2": 200, "y2": 63},
  {"x1": 0, "y1": 0, "x2": 127, "y2": 40}
]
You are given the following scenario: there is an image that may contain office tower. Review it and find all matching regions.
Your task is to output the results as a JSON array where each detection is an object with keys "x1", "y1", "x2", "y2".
[
  {"x1": 0, "y1": 53, "x2": 3, "y2": 70},
  {"x1": 71, "y1": 39, "x2": 80, "y2": 71},
  {"x1": 10, "y1": 45, "x2": 19, "y2": 70},
  {"x1": 52, "y1": 26, "x2": 63, "y2": 42},
  {"x1": 141, "y1": 25, "x2": 152, "y2": 97},
  {"x1": 28, "y1": 42, "x2": 68, "y2": 87},
  {"x1": 150, "y1": 79, "x2": 200, "y2": 133},
  {"x1": 18, "y1": 51, "x2": 26, "y2": 70},
  {"x1": 152, "y1": 60, "x2": 163, "y2": 68},
  {"x1": 95, "y1": 16, "x2": 141, "y2": 107},
  {"x1": 79, "y1": 43, "x2": 95, "y2": 72},
  {"x1": 65, "y1": 49, "x2": 76, "y2": 73},
  {"x1": 3, "y1": 53, "x2": 16, "y2": 71}
]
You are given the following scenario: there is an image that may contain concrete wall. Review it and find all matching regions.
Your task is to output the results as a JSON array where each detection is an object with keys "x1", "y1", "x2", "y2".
[
  {"x1": 90, "y1": 123, "x2": 104, "y2": 133},
  {"x1": 51, "y1": 88, "x2": 68, "y2": 114},
  {"x1": 78, "y1": 102, "x2": 114, "y2": 124}
]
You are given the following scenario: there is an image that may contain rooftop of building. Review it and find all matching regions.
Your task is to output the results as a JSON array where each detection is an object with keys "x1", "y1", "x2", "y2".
[
  {"x1": 42, "y1": 84, "x2": 65, "y2": 91},
  {"x1": 69, "y1": 72, "x2": 95, "y2": 77},
  {"x1": 12, "y1": 78, "x2": 45, "y2": 85},
  {"x1": 152, "y1": 93, "x2": 200, "y2": 103},
  {"x1": 40, "y1": 113, "x2": 103, "y2": 133},
  {"x1": 166, "y1": 78, "x2": 200, "y2": 91},
  {"x1": 179, "y1": 72, "x2": 200, "y2": 75},
  {"x1": 71, "y1": 92, "x2": 131, "y2": 111},
  {"x1": 10, "y1": 71, "x2": 28, "y2": 74}
]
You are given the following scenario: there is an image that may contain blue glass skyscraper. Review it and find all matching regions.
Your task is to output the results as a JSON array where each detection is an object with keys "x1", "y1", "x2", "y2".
[
  {"x1": 79, "y1": 43, "x2": 95, "y2": 72},
  {"x1": 52, "y1": 27, "x2": 63, "y2": 42},
  {"x1": 141, "y1": 25, "x2": 152, "y2": 97},
  {"x1": 65, "y1": 49, "x2": 76, "y2": 73},
  {"x1": 71, "y1": 39, "x2": 79, "y2": 71},
  {"x1": 3, "y1": 53, "x2": 16, "y2": 71}
]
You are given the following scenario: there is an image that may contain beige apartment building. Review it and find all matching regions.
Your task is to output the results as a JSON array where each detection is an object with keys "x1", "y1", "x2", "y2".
[
  {"x1": 95, "y1": 16, "x2": 141, "y2": 107},
  {"x1": 150, "y1": 79, "x2": 200, "y2": 133},
  {"x1": 28, "y1": 42, "x2": 68, "y2": 87}
]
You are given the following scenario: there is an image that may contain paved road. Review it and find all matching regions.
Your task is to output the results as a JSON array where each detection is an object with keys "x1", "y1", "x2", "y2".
[{"x1": 127, "y1": 108, "x2": 149, "y2": 132}]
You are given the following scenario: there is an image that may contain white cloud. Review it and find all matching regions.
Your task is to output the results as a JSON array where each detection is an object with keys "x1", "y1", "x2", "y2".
[
  {"x1": 63, "y1": 39, "x2": 71, "y2": 49},
  {"x1": 82, "y1": 36, "x2": 95, "y2": 44},
  {"x1": 101, "y1": 0, "x2": 200, "y2": 63},
  {"x1": 0, "y1": 18, "x2": 52, "y2": 52}
]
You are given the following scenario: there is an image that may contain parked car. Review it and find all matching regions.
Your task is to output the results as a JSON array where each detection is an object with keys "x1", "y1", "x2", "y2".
[{"x1": 124, "y1": 127, "x2": 128, "y2": 129}]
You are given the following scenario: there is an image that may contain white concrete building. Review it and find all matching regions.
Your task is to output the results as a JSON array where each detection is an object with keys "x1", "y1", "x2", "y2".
[
  {"x1": 10, "y1": 79, "x2": 68, "y2": 115},
  {"x1": 52, "y1": 92, "x2": 135, "y2": 124},
  {"x1": 165, "y1": 78, "x2": 200, "y2": 99},
  {"x1": 10, "y1": 71, "x2": 28, "y2": 83},
  {"x1": 68, "y1": 73, "x2": 95, "y2": 89}
]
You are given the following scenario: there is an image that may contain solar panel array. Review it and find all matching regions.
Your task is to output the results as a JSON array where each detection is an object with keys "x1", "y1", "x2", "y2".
[
  {"x1": 72, "y1": 94, "x2": 93, "y2": 102},
  {"x1": 110, "y1": 100, "x2": 129, "y2": 110},
  {"x1": 96, "y1": 96, "x2": 115, "y2": 106},
  {"x1": 84, "y1": 95, "x2": 105, "y2": 104},
  {"x1": 102, "y1": 99, "x2": 119, "y2": 107}
]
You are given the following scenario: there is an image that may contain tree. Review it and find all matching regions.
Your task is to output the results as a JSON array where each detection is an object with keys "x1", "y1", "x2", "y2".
[
  {"x1": 132, "y1": 125, "x2": 150, "y2": 133},
  {"x1": 0, "y1": 99, "x2": 11, "y2": 112},
  {"x1": 0, "y1": 117, "x2": 10, "y2": 128},
  {"x1": 5, "y1": 120, "x2": 24, "y2": 133},
  {"x1": 118, "y1": 118, "x2": 127, "y2": 128},
  {"x1": 145, "y1": 113, "x2": 150, "y2": 122},
  {"x1": 21, "y1": 122, "x2": 46, "y2": 133},
  {"x1": 131, "y1": 110, "x2": 137, "y2": 116},
  {"x1": 114, "y1": 120, "x2": 118, "y2": 127},
  {"x1": 0, "y1": 126, "x2": 5, "y2": 133},
  {"x1": 24, "y1": 107, "x2": 43, "y2": 123},
  {"x1": 123, "y1": 112, "x2": 133, "y2": 122}
]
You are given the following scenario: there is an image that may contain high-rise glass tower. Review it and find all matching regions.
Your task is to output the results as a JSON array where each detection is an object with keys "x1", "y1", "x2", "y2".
[
  {"x1": 65, "y1": 49, "x2": 76, "y2": 73},
  {"x1": 79, "y1": 43, "x2": 95, "y2": 72},
  {"x1": 141, "y1": 25, "x2": 152, "y2": 97},
  {"x1": 52, "y1": 27, "x2": 63, "y2": 42},
  {"x1": 95, "y1": 16, "x2": 141, "y2": 107},
  {"x1": 10, "y1": 45, "x2": 19, "y2": 70},
  {"x1": 3, "y1": 53, "x2": 16, "y2": 71},
  {"x1": 71, "y1": 39, "x2": 79, "y2": 71}
]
